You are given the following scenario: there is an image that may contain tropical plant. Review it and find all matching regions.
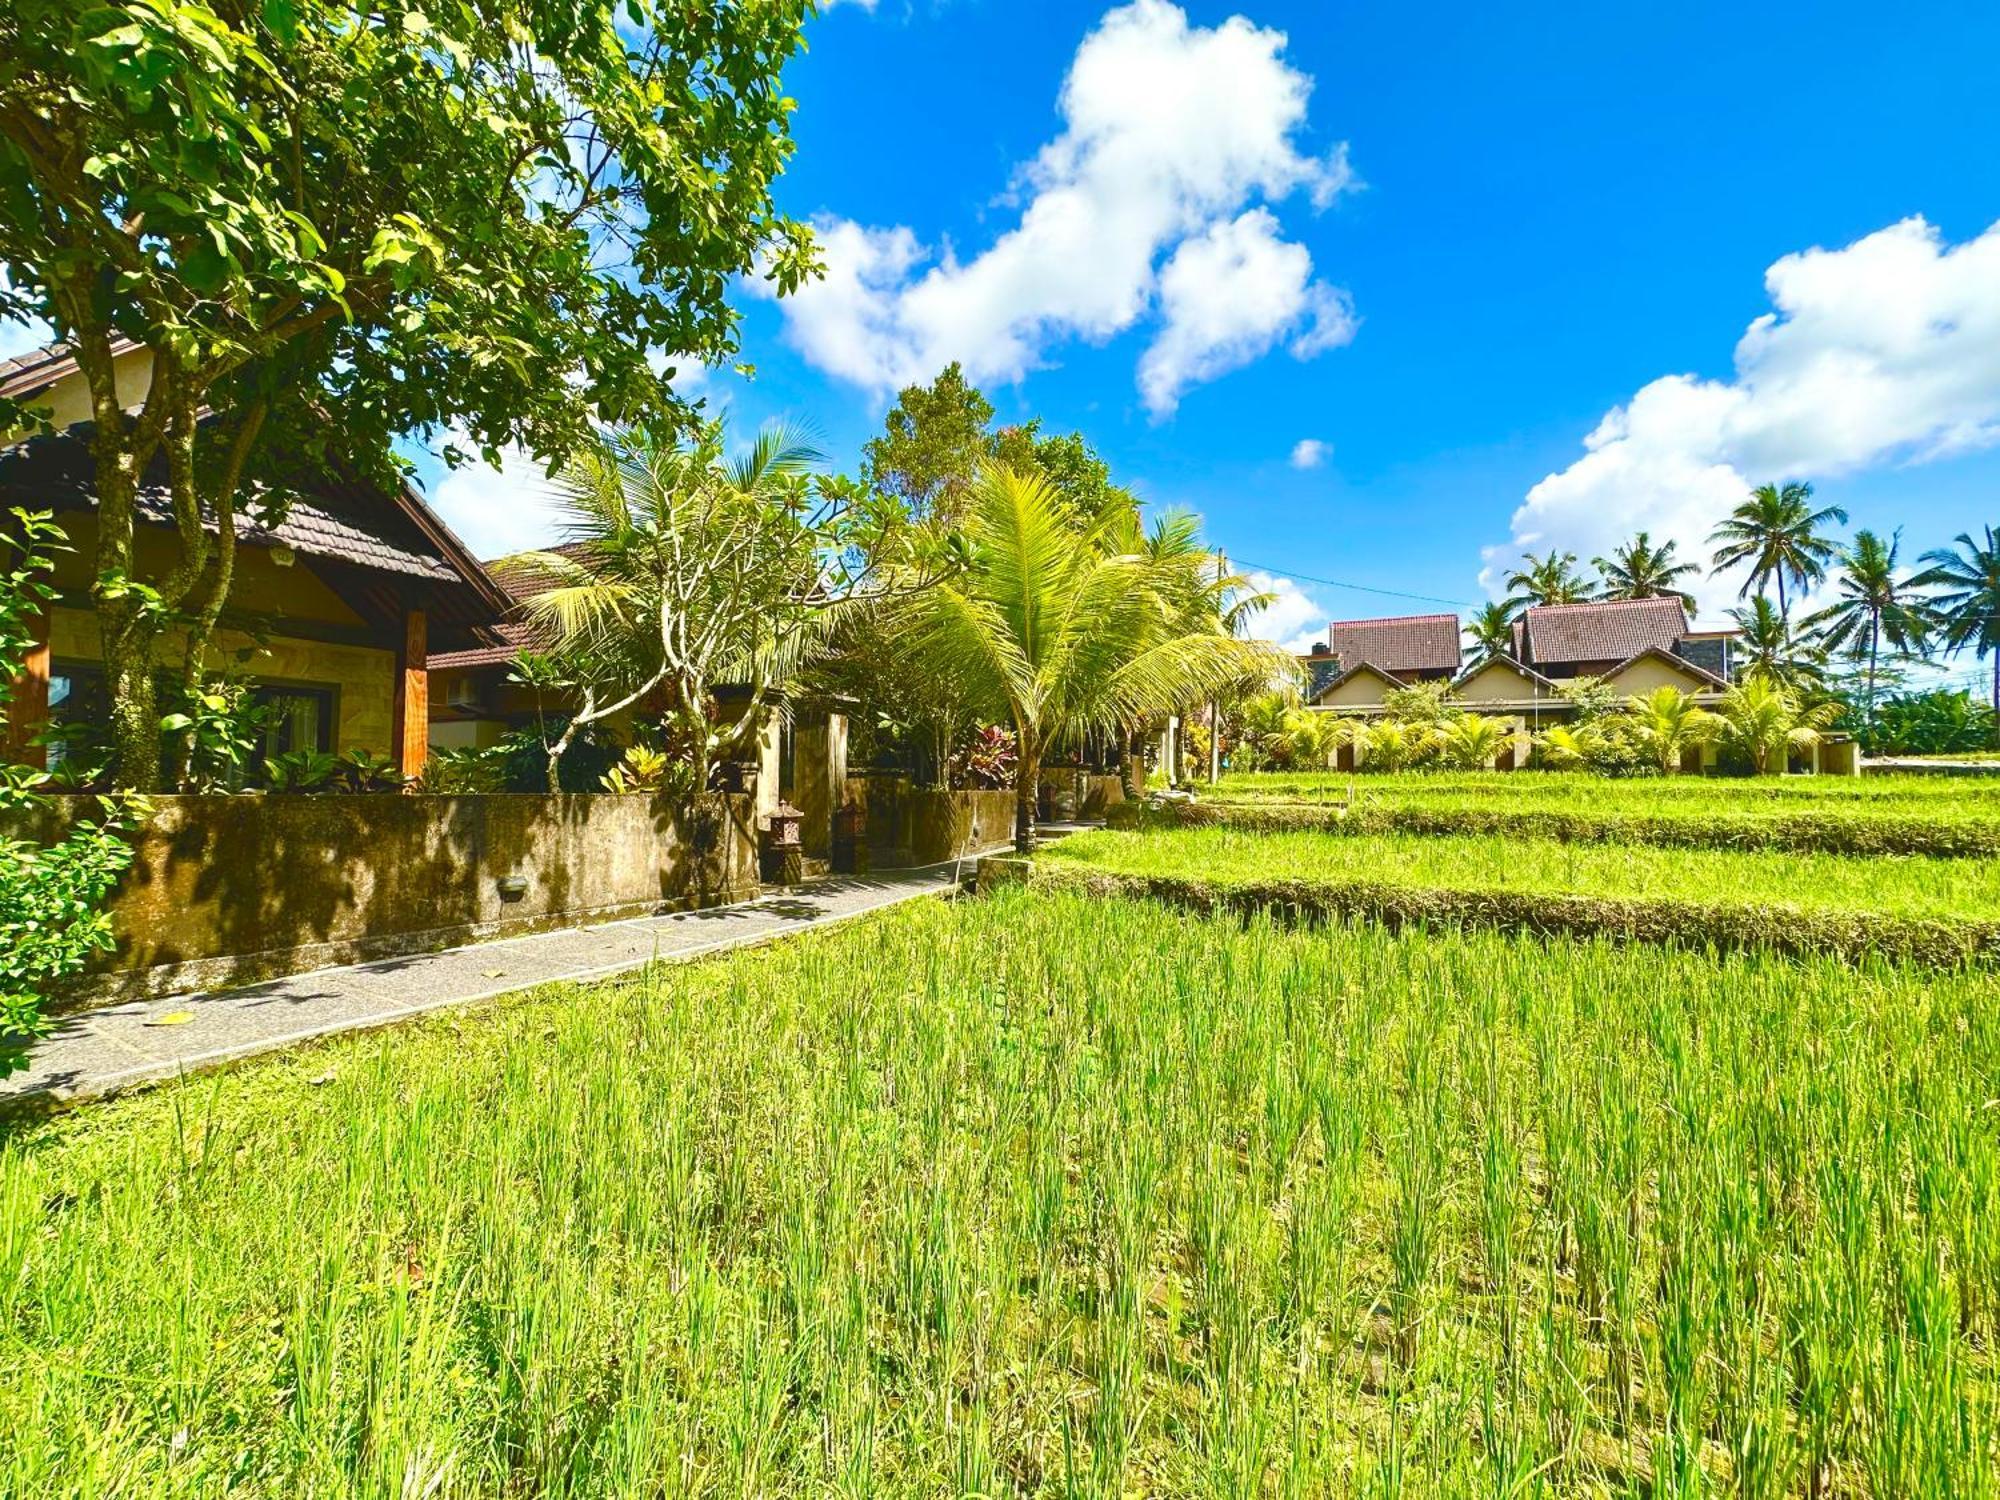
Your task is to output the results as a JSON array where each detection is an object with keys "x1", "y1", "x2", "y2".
[
  {"x1": 600, "y1": 746, "x2": 672, "y2": 795},
  {"x1": 1278, "y1": 709, "x2": 1346, "y2": 771},
  {"x1": 1726, "y1": 595, "x2": 1828, "y2": 694},
  {"x1": 1503, "y1": 550, "x2": 1596, "y2": 609},
  {"x1": 1235, "y1": 693, "x2": 1295, "y2": 770},
  {"x1": 1530, "y1": 722, "x2": 1602, "y2": 771},
  {"x1": 1708, "y1": 481, "x2": 1848, "y2": 621},
  {"x1": 897, "y1": 466, "x2": 1295, "y2": 850},
  {"x1": 0, "y1": 508, "x2": 142, "y2": 1074},
  {"x1": 1714, "y1": 674, "x2": 1843, "y2": 776},
  {"x1": 1911, "y1": 526, "x2": 2000, "y2": 722},
  {"x1": 263, "y1": 749, "x2": 340, "y2": 793},
  {"x1": 1865, "y1": 688, "x2": 1998, "y2": 756},
  {"x1": 1801, "y1": 529, "x2": 1933, "y2": 725},
  {"x1": 333, "y1": 750, "x2": 407, "y2": 795},
  {"x1": 1553, "y1": 674, "x2": 1621, "y2": 724},
  {"x1": 1381, "y1": 680, "x2": 1460, "y2": 727},
  {"x1": 1363, "y1": 718, "x2": 1438, "y2": 772},
  {"x1": 1593, "y1": 531, "x2": 1698, "y2": 606},
  {"x1": 1438, "y1": 713, "x2": 1510, "y2": 770},
  {"x1": 159, "y1": 677, "x2": 275, "y2": 793},
  {"x1": 0, "y1": 1, "x2": 814, "y2": 789},
  {"x1": 509, "y1": 421, "x2": 927, "y2": 793},
  {"x1": 1619, "y1": 686, "x2": 1719, "y2": 774},
  {"x1": 1462, "y1": 602, "x2": 1518, "y2": 663},
  {"x1": 950, "y1": 726, "x2": 1019, "y2": 790}
]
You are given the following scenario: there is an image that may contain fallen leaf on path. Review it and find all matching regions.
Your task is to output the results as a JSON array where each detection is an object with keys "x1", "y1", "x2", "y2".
[
  {"x1": 146, "y1": 1011, "x2": 195, "y2": 1027},
  {"x1": 481, "y1": 969, "x2": 506, "y2": 979}
]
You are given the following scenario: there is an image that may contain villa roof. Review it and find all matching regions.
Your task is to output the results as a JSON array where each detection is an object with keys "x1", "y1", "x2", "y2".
[
  {"x1": 1603, "y1": 644, "x2": 1729, "y2": 690},
  {"x1": 1450, "y1": 653, "x2": 1559, "y2": 692},
  {"x1": 1310, "y1": 660, "x2": 1407, "y2": 702},
  {"x1": 1513, "y1": 596, "x2": 1690, "y2": 668},
  {"x1": 1326, "y1": 612, "x2": 1460, "y2": 676}
]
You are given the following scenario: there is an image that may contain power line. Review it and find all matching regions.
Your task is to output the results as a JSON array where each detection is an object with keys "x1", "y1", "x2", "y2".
[{"x1": 1234, "y1": 559, "x2": 1472, "y2": 609}]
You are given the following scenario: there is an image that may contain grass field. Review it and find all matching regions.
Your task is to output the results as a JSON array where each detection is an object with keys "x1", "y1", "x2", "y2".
[
  {"x1": 1044, "y1": 825, "x2": 2000, "y2": 923},
  {"x1": 4, "y1": 888, "x2": 1997, "y2": 1496},
  {"x1": 1203, "y1": 769, "x2": 2000, "y2": 815}
]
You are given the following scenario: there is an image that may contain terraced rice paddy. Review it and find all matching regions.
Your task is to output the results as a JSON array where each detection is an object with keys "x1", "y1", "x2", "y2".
[
  {"x1": 5, "y1": 885, "x2": 1999, "y2": 1496},
  {"x1": 1042, "y1": 825, "x2": 2000, "y2": 923}
]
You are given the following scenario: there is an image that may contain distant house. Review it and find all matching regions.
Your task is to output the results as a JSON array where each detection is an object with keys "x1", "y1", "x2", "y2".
[
  {"x1": 0, "y1": 341, "x2": 512, "y2": 777},
  {"x1": 1301, "y1": 597, "x2": 1744, "y2": 771}
]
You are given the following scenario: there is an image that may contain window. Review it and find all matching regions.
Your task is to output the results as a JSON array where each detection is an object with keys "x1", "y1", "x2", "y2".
[{"x1": 256, "y1": 686, "x2": 335, "y2": 756}]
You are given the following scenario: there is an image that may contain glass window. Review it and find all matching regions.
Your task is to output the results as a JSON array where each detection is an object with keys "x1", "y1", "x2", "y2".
[{"x1": 256, "y1": 687, "x2": 335, "y2": 756}]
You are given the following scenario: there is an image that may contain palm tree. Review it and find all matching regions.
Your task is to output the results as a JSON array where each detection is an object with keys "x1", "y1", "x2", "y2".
[
  {"x1": 899, "y1": 465, "x2": 1294, "y2": 851},
  {"x1": 1726, "y1": 595, "x2": 1827, "y2": 695},
  {"x1": 1800, "y1": 529, "x2": 1933, "y2": 726},
  {"x1": 1620, "y1": 685, "x2": 1718, "y2": 774},
  {"x1": 1714, "y1": 674, "x2": 1842, "y2": 776},
  {"x1": 1362, "y1": 718, "x2": 1437, "y2": 772},
  {"x1": 1594, "y1": 531, "x2": 1698, "y2": 607},
  {"x1": 1707, "y1": 481, "x2": 1847, "y2": 622},
  {"x1": 1463, "y1": 601, "x2": 1518, "y2": 663},
  {"x1": 1438, "y1": 712, "x2": 1509, "y2": 770},
  {"x1": 1912, "y1": 526, "x2": 2000, "y2": 722},
  {"x1": 1503, "y1": 550, "x2": 1596, "y2": 610}
]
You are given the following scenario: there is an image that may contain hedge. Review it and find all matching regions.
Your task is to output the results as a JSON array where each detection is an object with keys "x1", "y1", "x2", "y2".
[
  {"x1": 990, "y1": 860, "x2": 2000, "y2": 971},
  {"x1": 1106, "y1": 796, "x2": 2000, "y2": 858}
]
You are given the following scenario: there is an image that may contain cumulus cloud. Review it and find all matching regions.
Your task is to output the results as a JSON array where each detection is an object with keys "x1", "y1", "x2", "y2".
[
  {"x1": 1486, "y1": 216, "x2": 2000, "y2": 616},
  {"x1": 1290, "y1": 437, "x2": 1330, "y2": 469},
  {"x1": 1243, "y1": 569, "x2": 1332, "y2": 655},
  {"x1": 426, "y1": 435, "x2": 567, "y2": 563},
  {"x1": 758, "y1": 0, "x2": 1355, "y2": 411}
]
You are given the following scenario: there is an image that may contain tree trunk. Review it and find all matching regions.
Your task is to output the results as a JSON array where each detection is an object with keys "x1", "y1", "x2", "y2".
[
  {"x1": 1014, "y1": 735, "x2": 1039, "y2": 855},
  {"x1": 1120, "y1": 729, "x2": 1141, "y2": 800}
]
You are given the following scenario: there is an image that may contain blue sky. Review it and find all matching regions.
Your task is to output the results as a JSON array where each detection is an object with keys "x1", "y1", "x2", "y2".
[{"x1": 554, "y1": 0, "x2": 1999, "y2": 662}]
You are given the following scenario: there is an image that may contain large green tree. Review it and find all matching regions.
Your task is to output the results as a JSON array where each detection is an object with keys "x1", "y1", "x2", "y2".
[
  {"x1": 0, "y1": 0, "x2": 815, "y2": 788},
  {"x1": 1594, "y1": 531, "x2": 1698, "y2": 606},
  {"x1": 860, "y1": 362, "x2": 995, "y2": 527},
  {"x1": 898, "y1": 466, "x2": 1293, "y2": 852},
  {"x1": 1503, "y1": 549, "x2": 1595, "y2": 609},
  {"x1": 1708, "y1": 481, "x2": 1847, "y2": 622}
]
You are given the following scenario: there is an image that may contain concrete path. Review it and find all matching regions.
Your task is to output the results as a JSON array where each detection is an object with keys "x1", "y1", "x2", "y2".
[{"x1": 2, "y1": 857, "x2": 993, "y2": 1110}]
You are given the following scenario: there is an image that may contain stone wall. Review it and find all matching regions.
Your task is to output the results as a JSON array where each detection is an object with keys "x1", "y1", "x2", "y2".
[
  {"x1": 840, "y1": 772, "x2": 1121, "y2": 864},
  {"x1": 19, "y1": 792, "x2": 758, "y2": 1006}
]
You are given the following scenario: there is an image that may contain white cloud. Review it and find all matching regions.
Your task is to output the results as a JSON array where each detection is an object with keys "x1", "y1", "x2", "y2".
[
  {"x1": 758, "y1": 0, "x2": 1355, "y2": 410},
  {"x1": 0, "y1": 315, "x2": 50, "y2": 362},
  {"x1": 1487, "y1": 215, "x2": 2000, "y2": 617},
  {"x1": 426, "y1": 436, "x2": 567, "y2": 563},
  {"x1": 1138, "y1": 209, "x2": 1354, "y2": 416},
  {"x1": 1243, "y1": 569, "x2": 1331, "y2": 655},
  {"x1": 1290, "y1": 437, "x2": 1330, "y2": 469}
]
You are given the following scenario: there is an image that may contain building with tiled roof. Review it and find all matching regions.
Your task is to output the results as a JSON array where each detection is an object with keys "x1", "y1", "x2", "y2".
[{"x1": 0, "y1": 342, "x2": 512, "y2": 777}]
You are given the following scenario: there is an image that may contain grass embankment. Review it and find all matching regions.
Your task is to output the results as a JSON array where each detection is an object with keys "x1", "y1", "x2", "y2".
[
  {"x1": 1038, "y1": 827, "x2": 2000, "y2": 966},
  {"x1": 1160, "y1": 771, "x2": 2000, "y2": 857},
  {"x1": 6, "y1": 888, "x2": 1997, "y2": 1494}
]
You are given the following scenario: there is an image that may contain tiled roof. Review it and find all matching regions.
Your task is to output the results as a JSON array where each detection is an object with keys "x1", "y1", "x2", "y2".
[
  {"x1": 0, "y1": 337, "x2": 143, "y2": 402},
  {"x1": 1515, "y1": 596, "x2": 1690, "y2": 668},
  {"x1": 0, "y1": 424, "x2": 458, "y2": 582},
  {"x1": 428, "y1": 623, "x2": 540, "y2": 672},
  {"x1": 1326, "y1": 613, "x2": 1461, "y2": 675}
]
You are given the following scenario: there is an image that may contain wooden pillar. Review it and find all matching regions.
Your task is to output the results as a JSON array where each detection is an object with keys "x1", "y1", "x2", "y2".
[
  {"x1": 3, "y1": 610, "x2": 51, "y2": 770},
  {"x1": 393, "y1": 608, "x2": 427, "y2": 778}
]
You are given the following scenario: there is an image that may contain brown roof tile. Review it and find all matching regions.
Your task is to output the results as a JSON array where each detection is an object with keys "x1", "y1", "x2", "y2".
[
  {"x1": 1516, "y1": 596, "x2": 1690, "y2": 669},
  {"x1": 1326, "y1": 613, "x2": 1461, "y2": 675}
]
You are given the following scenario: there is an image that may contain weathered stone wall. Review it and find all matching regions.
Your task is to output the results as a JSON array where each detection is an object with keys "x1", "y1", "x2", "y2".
[
  {"x1": 17, "y1": 792, "x2": 758, "y2": 1006},
  {"x1": 839, "y1": 775, "x2": 1019, "y2": 865}
]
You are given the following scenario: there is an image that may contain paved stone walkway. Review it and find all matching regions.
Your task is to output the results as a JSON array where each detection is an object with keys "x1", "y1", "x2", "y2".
[{"x1": 2, "y1": 858, "x2": 993, "y2": 1109}]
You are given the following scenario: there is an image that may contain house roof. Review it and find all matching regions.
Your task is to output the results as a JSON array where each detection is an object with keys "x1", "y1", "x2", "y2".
[
  {"x1": 1326, "y1": 613, "x2": 1461, "y2": 676},
  {"x1": 428, "y1": 622, "x2": 540, "y2": 672},
  {"x1": 1513, "y1": 596, "x2": 1690, "y2": 668},
  {"x1": 1450, "y1": 653, "x2": 1559, "y2": 693},
  {"x1": 1311, "y1": 659, "x2": 1406, "y2": 702},
  {"x1": 1602, "y1": 644, "x2": 1729, "y2": 690}
]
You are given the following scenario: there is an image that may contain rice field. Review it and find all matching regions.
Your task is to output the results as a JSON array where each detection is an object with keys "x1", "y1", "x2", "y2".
[
  {"x1": 1205, "y1": 769, "x2": 2000, "y2": 817},
  {"x1": 1043, "y1": 825, "x2": 2000, "y2": 923},
  {"x1": 4, "y1": 888, "x2": 1997, "y2": 1496}
]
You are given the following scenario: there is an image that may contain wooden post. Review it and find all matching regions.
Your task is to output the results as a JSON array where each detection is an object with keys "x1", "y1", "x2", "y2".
[
  {"x1": 393, "y1": 607, "x2": 427, "y2": 779},
  {"x1": 3, "y1": 610, "x2": 50, "y2": 770}
]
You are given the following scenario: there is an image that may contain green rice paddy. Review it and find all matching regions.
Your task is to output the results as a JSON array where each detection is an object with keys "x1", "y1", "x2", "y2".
[{"x1": 5, "y1": 886, "x2": 1998, "y2": 1496}]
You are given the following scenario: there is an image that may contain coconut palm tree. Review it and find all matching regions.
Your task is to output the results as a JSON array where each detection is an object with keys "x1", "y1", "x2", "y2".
[
  {"x1": 1620, "y1": 685, "x2": 1718, "y2": 774},
  {"x1": 1593, "y1": 531, "x2": 1699, "y2": 606},
  {"x1": 1463, "y1": 601, "x2": 1518, "y2": 663},
  {"x1": 1800, "y1": 529, "x2": 1934, "y2": 726},
  {"x1": 1363, "y1": 718, "x2": 1438, "y2": 772},
  {"x1": 1707, "y1": 481, "x2": 1847, "y2": 622},
  {"x1": 1714, "y1": 673, "x2": 1842, "y2": 776},
  {"x1": 898, "y1": 465, "x2": 1295, "y2": 851},
  {"x1": 1726, "y1": 595, "x2": 1827, "y2": 695},
  {"x1": 1503, "y1": 550, "x2": 1596, "y2": 610},
  {"x1": 1911, "y1": 526, "x2": 2000, "y2": 722}
]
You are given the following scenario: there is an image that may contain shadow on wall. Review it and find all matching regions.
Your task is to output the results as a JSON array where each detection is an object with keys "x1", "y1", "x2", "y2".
[{"x1": 16, "y1": 791, "x2": 759, "y2": 1006}]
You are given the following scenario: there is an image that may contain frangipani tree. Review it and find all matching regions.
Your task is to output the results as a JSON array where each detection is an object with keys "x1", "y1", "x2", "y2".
[
  {"x1": 898, "y1": 466, "x2": 1295, "y2": 851},
  {"x1": 506, "y1": 422, "x2": 922, "y2": 792}
]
